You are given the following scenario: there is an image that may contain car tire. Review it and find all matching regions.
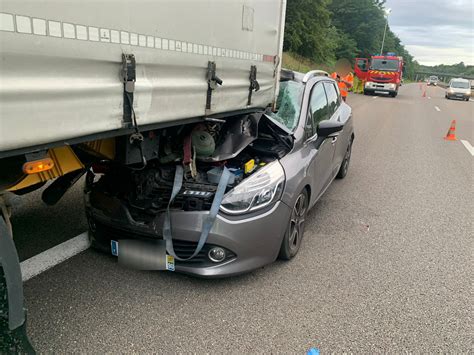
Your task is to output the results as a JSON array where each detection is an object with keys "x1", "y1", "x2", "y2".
[
  {"x1": 336, "y1": 140, "x2": 353, "y2": 179},
  {"x1": 278, "y1": 189, "x2": 309, "y2": 260}
]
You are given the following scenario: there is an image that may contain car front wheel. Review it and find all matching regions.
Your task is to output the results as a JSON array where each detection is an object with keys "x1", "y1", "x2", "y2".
[{"x1": 279, "y1": 189, "x2": 308, "y2": 260}]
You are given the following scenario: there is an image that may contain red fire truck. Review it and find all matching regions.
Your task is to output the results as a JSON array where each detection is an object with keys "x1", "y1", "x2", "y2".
[{"x1": 354, "y1": 54, "x2": 404, "y2": 97}]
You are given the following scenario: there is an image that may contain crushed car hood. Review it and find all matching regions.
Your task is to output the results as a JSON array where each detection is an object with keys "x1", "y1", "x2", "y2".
[{"x1": 198, "y1": 112, "x2": 293, "y2": 162}]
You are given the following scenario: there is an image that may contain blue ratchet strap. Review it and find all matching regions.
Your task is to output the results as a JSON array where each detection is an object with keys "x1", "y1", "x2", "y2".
[{"x1": 163, "y1": 165, "x2": 230, "y2": 261}]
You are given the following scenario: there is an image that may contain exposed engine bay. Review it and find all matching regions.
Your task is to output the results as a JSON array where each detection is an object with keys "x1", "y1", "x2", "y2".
[{"x1": 87, "y1": 111, "x2": 293, "y2": 222}]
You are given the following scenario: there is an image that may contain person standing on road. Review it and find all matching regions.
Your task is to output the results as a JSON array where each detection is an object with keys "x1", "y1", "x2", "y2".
[{"x1": 331, "y1": 58, "x2": 354, "y2": 102}]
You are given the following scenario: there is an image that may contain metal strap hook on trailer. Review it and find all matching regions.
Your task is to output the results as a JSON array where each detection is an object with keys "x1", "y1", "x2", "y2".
[
  {"x1": 205, "y1": 61, "x2": 223, "y2": 115},
  {"x1": 122, "y1": 54, "x2": 147, "y2": 169},
  {"x1": 247, "y1": 65, "x2": 260, "y2": 106},
  {"x1": 162, "y1": 165, "x2": 230, "y2": 261}
]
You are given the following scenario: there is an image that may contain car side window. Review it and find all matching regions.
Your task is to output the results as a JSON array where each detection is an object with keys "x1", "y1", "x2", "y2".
[
  {"x1": 323, "y1": 82, "x2": 340, "y2": 118},
  {"x1": 306, "y1": 83, "x2": 329, "y2": 137}
]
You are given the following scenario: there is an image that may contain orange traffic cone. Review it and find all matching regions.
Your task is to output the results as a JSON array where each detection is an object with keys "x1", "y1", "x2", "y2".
[{"x1": 444, "y1": 120, "x2": 457, "y2": 141}]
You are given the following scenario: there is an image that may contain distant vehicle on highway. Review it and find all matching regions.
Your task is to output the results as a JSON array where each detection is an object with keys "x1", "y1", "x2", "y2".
[
  {"x1": 445, "y1": 78, "x2": 471, "y2": 101},
  {"x1": 427, "y1": 76, "x2": 439, "y2": 86},
  {"x1": 354, "y1": 55, "x2": 404, "y2": 97}
]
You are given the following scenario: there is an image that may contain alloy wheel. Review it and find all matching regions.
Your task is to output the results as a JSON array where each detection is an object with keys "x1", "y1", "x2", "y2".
[{"x1": 288, "y1": 192, "x2": 308, "y2": 254}]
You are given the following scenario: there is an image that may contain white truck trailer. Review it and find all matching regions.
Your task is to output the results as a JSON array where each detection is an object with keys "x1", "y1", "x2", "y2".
[{"x1": 0, "y1": 0, "x2": 286, "y2": 349}]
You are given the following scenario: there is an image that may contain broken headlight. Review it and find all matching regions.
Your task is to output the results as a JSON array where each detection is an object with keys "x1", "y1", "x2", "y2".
[{"x1": 220, "y1": 161, "x2": 285, "y2": 215}]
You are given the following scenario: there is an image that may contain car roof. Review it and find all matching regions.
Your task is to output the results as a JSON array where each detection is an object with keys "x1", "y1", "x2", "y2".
[
  {"x1": 280, "y1": 68, "x2": 331, "y2": 84},
  {"x1": 280, "y1": 68, "x2": 305, "y2": 83}
]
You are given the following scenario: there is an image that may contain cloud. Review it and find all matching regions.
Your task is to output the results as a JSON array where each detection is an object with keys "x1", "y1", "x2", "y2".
[{"x1": 384, "y1": 0, "x2": 474, "y2": 65}]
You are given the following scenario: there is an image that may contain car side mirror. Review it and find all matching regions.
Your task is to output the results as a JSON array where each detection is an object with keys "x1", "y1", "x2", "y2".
[{"x1": 317, "y1": 120, "x2": 344, "y2": 137}]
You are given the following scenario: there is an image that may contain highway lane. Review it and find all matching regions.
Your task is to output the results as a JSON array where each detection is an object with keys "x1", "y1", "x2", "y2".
[
  {"x1": 10, "y1": 180, "x2": 87, "y2": 261},
  {"x1": 425, "y1": 84, "x2": 473, "y2": 143},
  {"x1": 11, "y1": 83, "x2": 473, "y2": 352}
]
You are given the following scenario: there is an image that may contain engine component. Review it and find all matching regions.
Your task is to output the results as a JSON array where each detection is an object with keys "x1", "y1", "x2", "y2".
[
  {"x1": 199, "y1": 113, "x2": 261, "y2": 162},
  {"x1": 191, "y1": 130, "x2": 215, "y2": 157},
  {"x1": 115, "y1": 131, "x2": 159, "y2": 165},
  {"x1": 244, "y1": 159, "x2": 256, "y2": 174},
  {"x1": 207, "y1": 167, "x2": 235, "y2": 185}
]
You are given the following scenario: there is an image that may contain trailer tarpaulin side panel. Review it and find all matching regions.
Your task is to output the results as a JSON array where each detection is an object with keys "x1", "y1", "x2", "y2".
[{"x1": 0, "y1": 0, "x2": 285, "y2": 154}]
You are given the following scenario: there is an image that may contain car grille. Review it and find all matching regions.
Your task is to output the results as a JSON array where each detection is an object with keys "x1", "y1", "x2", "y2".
[
  {"x1": 126, "y1": 185, "x2": 217, "y2": 224},
  {"x1": 93, "y1": 220, "x2": 235, "y2": 265}
]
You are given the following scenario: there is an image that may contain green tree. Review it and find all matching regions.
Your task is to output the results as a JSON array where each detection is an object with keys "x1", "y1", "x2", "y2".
[
  {"x1": 283, "y1": 0, "x2": 418, "y2": 79},
  {"x1": 284, "y1": 0, "x2": 337, "y2": 63},
  {"x1": 329, "y1": 0, "x2": 386, "y2": 57}
]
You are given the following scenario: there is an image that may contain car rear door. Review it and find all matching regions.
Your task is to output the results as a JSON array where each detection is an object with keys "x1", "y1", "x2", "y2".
[{"x1": 322, "y1": 81, "x2": 351, "y2": 177}]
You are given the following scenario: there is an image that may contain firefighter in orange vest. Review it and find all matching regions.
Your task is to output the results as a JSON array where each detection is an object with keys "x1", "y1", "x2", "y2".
[
  {"x1": 331, "y1": 59, "x2": 354, "y2": 102},
  {"x1": 331, "y1": 72, "x2": 354, "y2": 101}
]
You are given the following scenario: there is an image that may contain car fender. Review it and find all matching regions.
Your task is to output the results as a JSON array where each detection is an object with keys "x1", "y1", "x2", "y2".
[{"x1": 279, "y1": 150, "x2": 315, "y2": 210}]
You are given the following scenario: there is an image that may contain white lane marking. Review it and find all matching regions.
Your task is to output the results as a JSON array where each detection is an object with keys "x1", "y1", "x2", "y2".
[
  {"x1": 21, "y1": 232, "x2": 90, "y2": 281},
  {"x1": 428, "y1": 97, "x2": 431, "y2": 99},
  {"x1": 460, "y1": 140, "x2": 474, "y2": 156},
  {"x1": 372, "y1": 96, "x2": 377, "y2": 99},
  {"x1": 435, "y1": 106, "x2": 441, "y2": 112}
]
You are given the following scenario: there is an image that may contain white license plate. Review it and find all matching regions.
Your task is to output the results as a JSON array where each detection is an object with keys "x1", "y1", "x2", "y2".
[{"x1": 111, "y1": 239, "x2": 174, "y2": 271}]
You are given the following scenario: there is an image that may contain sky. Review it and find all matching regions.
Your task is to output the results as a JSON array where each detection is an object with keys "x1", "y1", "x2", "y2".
[{"x1": 384, "y1": 0, "x2": 473, "y2": 66}]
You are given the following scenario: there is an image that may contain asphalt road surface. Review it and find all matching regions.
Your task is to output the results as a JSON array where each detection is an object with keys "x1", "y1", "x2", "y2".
[{"x1": 11, "y1": 83, "x2": 473, "y2": 353}]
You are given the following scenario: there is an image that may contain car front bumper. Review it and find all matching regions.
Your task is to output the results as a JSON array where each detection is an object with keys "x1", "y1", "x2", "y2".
[
  {"x1": 446, "y1": 93, "x2": 470, "y2": 100},
  {"x1": 364, "y1": 81, "x2": 397, "y2": 94},
  {"x1": 85, "y1": 190, "x2": 291, "y2": 277}
]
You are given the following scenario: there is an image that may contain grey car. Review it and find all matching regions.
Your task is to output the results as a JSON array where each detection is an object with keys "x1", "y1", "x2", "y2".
[
  {"x1": 445, "y1": 78, "x2": 471, "y2": 101},
  {"x1": 85, "y1": 69, "x2": 354, "y2": 277}
]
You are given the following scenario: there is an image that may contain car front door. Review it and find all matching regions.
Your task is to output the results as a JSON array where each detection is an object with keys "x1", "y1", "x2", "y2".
[
  {"x1": 322, "y1": 81, "x2": 350, "y2": 177},
  {"x1": 304, "y1": 82, "x2": 336, "y2": 203}
]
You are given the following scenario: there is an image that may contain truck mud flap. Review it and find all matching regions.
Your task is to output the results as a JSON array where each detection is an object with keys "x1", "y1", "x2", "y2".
[{"x1": 0, "y1": 212, "x2": 35, "y2": 353}]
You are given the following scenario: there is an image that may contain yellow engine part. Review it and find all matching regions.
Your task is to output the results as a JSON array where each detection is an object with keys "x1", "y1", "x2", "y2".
[
  {"x1": 8, "y1": 146, "x2": 84, "y2": 192},
  {"x1": 81, "y1": 138, "x2": 116, "y2": 160},
  {"x1": 244, "y1": 159, "x2": 256, "y2": 174}
]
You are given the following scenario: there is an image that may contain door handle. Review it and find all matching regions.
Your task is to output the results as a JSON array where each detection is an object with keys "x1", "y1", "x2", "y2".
[{"x1": 331, "y1": 136, "x2": 338, "y2": 144}]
